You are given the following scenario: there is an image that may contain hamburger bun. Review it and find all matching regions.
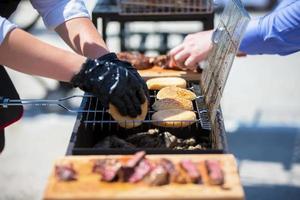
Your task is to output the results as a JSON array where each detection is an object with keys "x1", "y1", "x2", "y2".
[
  {"x1": 152, "y1": 98, "x2": 193, "y2": 111},
  {"x1": 152, "y1": 109, "x2": 196, "y2": 128},
  {"x1": 146, "y1": 77, "x2": 187, "y2": 90},
  {"x1": 108, "y1": 99, "x2": 148, "y2": 129},
  {"x1": 156, "y1": 86, "x2": 197, "y2": 101}
]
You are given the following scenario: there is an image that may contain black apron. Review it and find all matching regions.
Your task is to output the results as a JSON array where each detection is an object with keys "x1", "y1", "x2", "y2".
[{"x1": 0, "y1": 0, "x2": 23, "y2": 153}]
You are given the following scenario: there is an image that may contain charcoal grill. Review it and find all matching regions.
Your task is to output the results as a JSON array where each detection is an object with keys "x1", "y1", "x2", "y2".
[
  {"x1": 65, "y1": 0, "x2": 250, "y2": 155},
  {"x1": 66, "y1": 81, "x2": 227, "y2": 155},
  {"x1": 0, "y1": 0, "x2": 249, "y2": 156}
]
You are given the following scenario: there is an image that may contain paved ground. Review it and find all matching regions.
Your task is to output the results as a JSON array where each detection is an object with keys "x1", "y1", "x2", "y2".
[{"x1": 0, "y1": 1, "x2": 300, "y2": 199}]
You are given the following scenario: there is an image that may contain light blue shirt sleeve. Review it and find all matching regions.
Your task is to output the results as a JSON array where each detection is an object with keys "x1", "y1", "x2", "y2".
[
  {"x1": 30, "y1": 0, "x2": 90, "y2": 29},
  {"x1": 239, "y1": 0, "x2": 300, "y2": 55},
  {"x1": 0, "y1": 0, "x2": 89, "y2": 45},
  {"x1": 0, "y1": 17, "x2": 17, "y2": 45}
]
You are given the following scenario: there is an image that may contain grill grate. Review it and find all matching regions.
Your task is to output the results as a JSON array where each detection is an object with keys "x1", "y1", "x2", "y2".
[
  {"x1": 82, "y1": 82, "x2": 211, "y2": 131},
  {"x1": 118, "y1": 0, "x2": 213, "y2": 15},
  {"x1": 200, "y1": 0, "x2": 250, "y2": 126}
]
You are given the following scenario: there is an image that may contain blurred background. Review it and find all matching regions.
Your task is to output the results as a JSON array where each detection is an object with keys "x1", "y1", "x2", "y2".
[{"x1": 0, "y1": 0, "x2": 299, "y2": 199}]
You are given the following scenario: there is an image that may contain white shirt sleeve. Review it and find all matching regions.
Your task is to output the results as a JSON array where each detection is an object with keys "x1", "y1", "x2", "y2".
[
  {"x1": 0, "y1": 16, "x2": 17, "y2": 45},
  {"x1": 30, "y1": 0, "x2": 90, "y2": 29}
]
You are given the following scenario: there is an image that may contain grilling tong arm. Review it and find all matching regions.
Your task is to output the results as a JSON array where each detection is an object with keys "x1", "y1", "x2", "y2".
[{"x1": 0, "y1": 95, "x2": 93, "y2": 113}]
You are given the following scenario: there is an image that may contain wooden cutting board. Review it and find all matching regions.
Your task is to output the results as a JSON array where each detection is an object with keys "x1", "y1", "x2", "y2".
[
  {"x1": 138, "y1": 66, "x2": 201, "y2": 81},
  {"x1": 43, "y1": 154, "x2": 244, "y2": 200}
]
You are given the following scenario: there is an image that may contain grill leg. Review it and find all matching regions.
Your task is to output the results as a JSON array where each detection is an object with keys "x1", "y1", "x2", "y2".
[
  {"x1": 120, "y1": 22, "x2": 126, "y2": 51},
  {"x1": 203, "y1": 14, "x2": 215, "y2": 30},
  {"x1": 0, "y1": 129, "x2": 4, "y2": 153},
  {"x1": 100, "y1": 19, "x2": 108, "y2": 43}
]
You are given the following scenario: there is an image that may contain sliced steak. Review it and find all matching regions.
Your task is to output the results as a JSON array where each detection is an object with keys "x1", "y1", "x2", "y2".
[
  {"x1": 117, "y1": 166, "x2": 135, "y2": 182},
  {"x1": 55, "y1": 164, "x2": 77, "y2": 181},
  {"x1": 125, "y1": 151, "x2": 146, "y2": 168},
  {"x1": 128, "y1": 159, "x2": 153, "y2": 183},
  {"x1": 205, "y1": 160, "x2": 224, "y2": 185},
  {"x1": 118, "y1": 151, "x2": 148, "y2": 182},
  {"x1": 180, "y1": 159, "x2": 202, "y2": 184},
  {"x1": 93, "y1": 158, "x2": 122, "y2": 182},
  {"x1": 160, "y1": 158, "x2": 176, "y2": 174},
  {"x1": 144, "y1": 164, "x2": 169, "y2": 186}
]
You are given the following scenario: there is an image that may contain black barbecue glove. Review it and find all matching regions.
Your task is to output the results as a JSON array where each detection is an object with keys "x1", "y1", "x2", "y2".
[{"x1": 71, "y1": 53, "x2": 148, "y2": 118}]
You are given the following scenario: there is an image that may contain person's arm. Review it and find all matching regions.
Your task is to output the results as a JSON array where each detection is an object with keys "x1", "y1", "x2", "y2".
[
  {"x1": 30, "y1": 0, "x2": 109, "y2": 58},
  {"x1": 0, "y1": 26, "x2": 147, "y2": 118},
  {"x1": 0, "y1": 27, "x2": 85, "y2": 82},
  {"x1": 55, "y1": 17, "x2": 109, "y2": 59},
  {"x1": 239, "y1": 0, "x2": 300, "y2": 55}
]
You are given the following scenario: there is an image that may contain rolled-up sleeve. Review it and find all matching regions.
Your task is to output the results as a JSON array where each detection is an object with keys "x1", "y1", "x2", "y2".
[
  {"x1": 0, "y1": 16, "x2": 17, "y2": 45},
  {"x1": 30, "y1": 0, "x2": 90, "y2": 29},
  {"x1": 240, "y1": 0, "x2": 300, "y2": 55}
]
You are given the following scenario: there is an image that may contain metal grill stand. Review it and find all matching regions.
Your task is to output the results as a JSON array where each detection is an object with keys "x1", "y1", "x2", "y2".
[{"x1": 92, "y1": 0, "x2": 214, "y2": 53}]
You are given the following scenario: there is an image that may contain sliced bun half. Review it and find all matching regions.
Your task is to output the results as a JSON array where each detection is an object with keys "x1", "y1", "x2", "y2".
[
  {"x1": 109, "y1": 99, "x2": 148, "y2": 129},
  {"x1": 146, "y1": 77, "x2": 187, "y2": 90},
  {"x1": 152, "y1": 109, "x2": 196, "y2": 128},
  {"x1": 156, "y1": 86, "x2": 197, "y2": 101},
  {"x1": 152, "y1": 98, "x2": 193, "y2": 111}
]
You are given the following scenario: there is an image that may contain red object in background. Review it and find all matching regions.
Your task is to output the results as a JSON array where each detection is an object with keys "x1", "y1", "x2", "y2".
[{"x1": 0, "y1": 66, "x2": 24, "y2": 152}]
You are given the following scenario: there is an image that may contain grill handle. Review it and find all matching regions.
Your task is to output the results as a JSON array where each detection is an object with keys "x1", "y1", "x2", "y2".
[{"x1": 0, "y1": 95, "x2": 94, "y2": 113}]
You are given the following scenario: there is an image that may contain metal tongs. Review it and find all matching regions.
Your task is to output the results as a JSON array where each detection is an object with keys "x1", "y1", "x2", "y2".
[{"x1": 0, "y1": 95, "x2": 97, "y2": 113}]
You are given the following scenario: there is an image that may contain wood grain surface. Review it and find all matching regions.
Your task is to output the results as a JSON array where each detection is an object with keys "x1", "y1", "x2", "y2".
[{"x1": 44, "y1": 154, "x2": 244, "y2": 200}]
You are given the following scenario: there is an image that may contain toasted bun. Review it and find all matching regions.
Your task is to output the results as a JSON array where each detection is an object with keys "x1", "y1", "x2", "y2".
[
  {"x1": 152, "y1": 109, "x2": 196, "y2": 128},
  {"x1": 146, "y1": 77, "x2": 187, "y2": 90},
  {"x1": 156, "y1": 86, "x2": 197, "y2": 100},
  {"x1": 108, "y1": 99, "x2": 148, "y2": 129},
  {"x1": 152, "y1": 98, "x2": 193, "y2": 111}
]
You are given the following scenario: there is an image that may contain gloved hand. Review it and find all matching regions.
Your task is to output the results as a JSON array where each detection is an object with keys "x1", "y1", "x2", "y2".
[{"x1": 71, "y1": 53, "x2": 149, "y2": 118}]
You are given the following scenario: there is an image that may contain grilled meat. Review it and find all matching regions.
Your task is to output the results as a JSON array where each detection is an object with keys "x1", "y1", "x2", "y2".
[
  {"x1": 149, "y1": 55, "x2": 178, "y2": 69},
  {"x1": 128, "y1": 158, "x2": 153, "y2": 183},
  {"x1": 144, "y1": 164, "x2": 169, "y2": 186},
  {"x1": 160, "y1": 158, "x2": 180, "y2": 183},
  {"x1": 91, "y1": 151, "x2": 224, "y2": 187},
  {"x1": 117, "y1": 166, "x2": 135, "y2": 182},
  {"x1": 117, "y1": 52, "x2": 182, "y2": 70},
  {"x1": 118, "y1": 151, "x2": 147, "y2": 182},
  {"x1": 117, "y1": 52, "x2": 152, "y2": 70},
  {"x1": 55, "y1": 164, "x2": 77, "y2": 181},
  {"x1": 125, "y1": 151, "x2": 146, "y2": 168},
  {"x1": 205, "y1": 160, "x2": 224, "y2": 185},
  {"x1": 93, "y1": 158, "x2": 122, "y2": 182},
  {"x1": 180, "y1": 159, "x2": 202, "y2": 184}
]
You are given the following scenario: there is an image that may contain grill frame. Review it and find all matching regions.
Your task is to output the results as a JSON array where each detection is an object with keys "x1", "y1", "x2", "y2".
[
  {"x1": 118, "y1": 0, "x2": 213, "y2": 15},
  {"x1": 91, "y1": 0, "x2": 214, "y2": 53},
  {"x1": 66, "y1": 81, "x2": 228, "y2": 155}
]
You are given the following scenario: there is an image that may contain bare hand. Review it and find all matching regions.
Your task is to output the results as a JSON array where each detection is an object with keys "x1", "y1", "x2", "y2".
[{"x1": 169, "y1": 30, "x2": 213, "y2": 71}]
